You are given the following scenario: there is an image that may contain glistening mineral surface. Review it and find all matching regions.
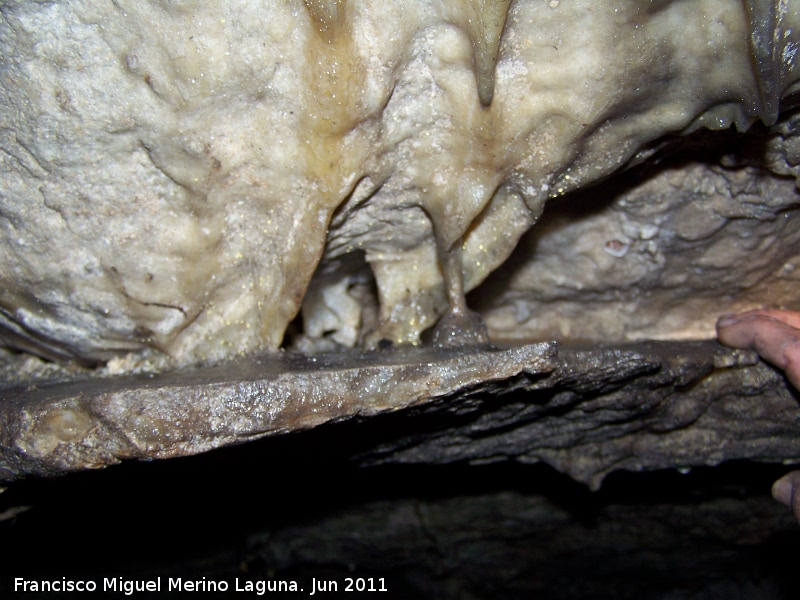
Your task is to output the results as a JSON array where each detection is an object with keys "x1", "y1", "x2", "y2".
[
  {"x1": 2, "y1": 340, "x2": 799, "y2": 485},
  {"x1": 1, "y1": 0, "x2": 799, "y2": 367},
  {"x1": 0, "y1": 342, "x2": 557, "y2": 480}
]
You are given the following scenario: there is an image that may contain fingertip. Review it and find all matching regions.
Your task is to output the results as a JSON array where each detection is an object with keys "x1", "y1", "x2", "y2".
[
  {"x1": 773, "y1": 471, "x2": 800, "y2": 518},
  {"x1": 715, "y1": 314, "x2": 758, "y2": 349},
  {"x1": 772, "y1": 474, "x2": 794, "y2": 507},
  {"x1": 716, "y1": 313, "x2": 740, "y2": 330}
]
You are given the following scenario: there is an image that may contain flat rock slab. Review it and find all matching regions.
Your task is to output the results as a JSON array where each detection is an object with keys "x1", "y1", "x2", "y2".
[
  {"x1": 1, "y1": 339, "x2": 799, "y2": 486},
  {"x1": 0, "y1": 342, "x2": 557, "y2": 482},
  {"x1": 357, "y1": 340, "x2": 800, "y2": 488}
]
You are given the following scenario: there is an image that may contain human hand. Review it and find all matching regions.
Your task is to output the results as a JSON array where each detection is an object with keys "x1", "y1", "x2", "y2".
[{"x1": 717, "y1": 308, "x2": 800, "y2": 523}]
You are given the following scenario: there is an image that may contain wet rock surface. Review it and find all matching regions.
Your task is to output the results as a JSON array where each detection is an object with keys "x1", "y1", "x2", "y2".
[
  {"x1": 1, "y1": 339, "x2": 798, "y2": 487},
  {"x1": 0, "y1": 342, "x2": 557, "y2": 481},
  {"x1": 3, "y1": 1, "x2": 799, "y2": 367},
  {"x1": 1, "y1": 339, "x2": 799, "y2": 598},
  {"x1": 2, "y1": 2, "x2": 799, "y2": 595},
  {"x1": 357, "y1": 340, "x2": 800, "y2": 489}
]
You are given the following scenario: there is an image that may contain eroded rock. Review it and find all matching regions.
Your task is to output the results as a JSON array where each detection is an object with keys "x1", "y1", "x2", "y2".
[
  {"x1": 2, "y1": 339, "x2": 799, "y2": 486},
  {"x1": 474, "y1": 124, "x2": 800, "y2": 343},
  {"x1": 0, "y1": 341, "x2": 557, "y2": 480}
]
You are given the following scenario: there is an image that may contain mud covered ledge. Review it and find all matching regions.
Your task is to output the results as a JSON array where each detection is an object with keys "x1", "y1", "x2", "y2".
[{"x1": 1, "y1": 340, "x2": 798, "y2": 485}]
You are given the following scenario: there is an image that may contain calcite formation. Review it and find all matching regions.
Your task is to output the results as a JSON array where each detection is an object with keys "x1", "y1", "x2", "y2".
[
  {"x1": 475, "y1": 122, "x2": 800, "y2": 344},
  {"x1": 1, "y1": 0, "x2": 799, "y2": 368}
]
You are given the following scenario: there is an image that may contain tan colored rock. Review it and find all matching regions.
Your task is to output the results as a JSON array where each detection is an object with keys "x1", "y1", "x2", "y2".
[
  {"x1": 475, "y1": 136, "x2": 800, "y2": 343},
  {"x1": 1, "y1": 0, "x2": 798, "y2": 368}
]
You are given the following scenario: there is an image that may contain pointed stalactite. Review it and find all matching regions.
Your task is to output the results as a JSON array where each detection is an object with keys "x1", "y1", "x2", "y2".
[{"x1": 463, "y1": 0, "x2": 513, "y2": 107}]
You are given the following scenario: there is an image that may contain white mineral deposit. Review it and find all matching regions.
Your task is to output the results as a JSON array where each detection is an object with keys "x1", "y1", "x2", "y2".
[{"x1": 1, "y1": 0, "x2": 798, "y2": 369}]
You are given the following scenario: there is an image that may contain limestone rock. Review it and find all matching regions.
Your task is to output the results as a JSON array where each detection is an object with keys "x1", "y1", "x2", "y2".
[
  {"x1": 474, "y1": 124, "x2": 800, "y2": 343},
  {"x1": 2, "y1": 339, "x2": 799, "y2": 486},
  {"x1": 2, "y1": 0, "x2": 799, "y2": 368},
  {"x1": 0, "y1": 342, "x2": 557, "y2": 481}
]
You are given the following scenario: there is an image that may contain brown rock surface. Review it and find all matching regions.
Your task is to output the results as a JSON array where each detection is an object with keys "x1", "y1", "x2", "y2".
[{"x1": 2, "y1": 340, "x2": 798, "y2": 488}]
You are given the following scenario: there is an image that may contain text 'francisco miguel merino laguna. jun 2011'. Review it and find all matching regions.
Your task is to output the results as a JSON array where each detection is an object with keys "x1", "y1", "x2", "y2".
[{"x1": 14, "y1": 576, "x2": 390, "y2": 595}]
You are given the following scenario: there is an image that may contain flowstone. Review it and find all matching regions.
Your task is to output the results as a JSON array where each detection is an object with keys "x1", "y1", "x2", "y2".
[
  {"x1": 2, "y1": 0, "x2": 799, "y2": 368},
  {"x1": 1, "y1": 0, "x2": 800, "y2": 504}
]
